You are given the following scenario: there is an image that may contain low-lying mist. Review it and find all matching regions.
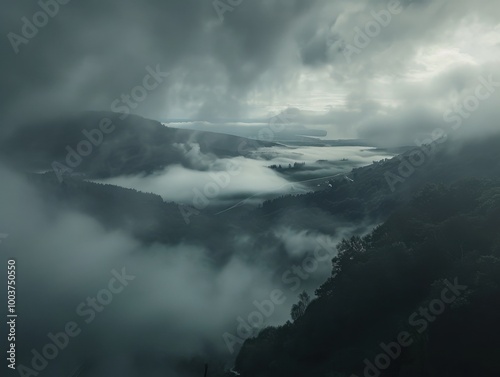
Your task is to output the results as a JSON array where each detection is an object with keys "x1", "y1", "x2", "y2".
[
  {"x1": 96, "y1": 144, "x2": 394, "y2": 206},
  {"x1": 0, "y1": 164, "x2": 374, "y2": 376}
]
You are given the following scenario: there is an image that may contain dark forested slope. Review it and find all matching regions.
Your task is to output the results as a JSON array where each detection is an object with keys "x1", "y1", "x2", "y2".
[
  {"x1": 234, "y1": 179, "x2": 500, "y2": 377},
  {"x1": 0, "y1": 111, "x2": 276, "y2": 178}
]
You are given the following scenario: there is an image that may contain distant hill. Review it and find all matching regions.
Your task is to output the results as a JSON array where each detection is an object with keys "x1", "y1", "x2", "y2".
[
  {"x1": 256, "y1": 133, "x2": 500, "y2": 226},
  {"x1": 0, "y1": 111, "x2": 276, "y2": 178},
  {"x1": 17, "y1": 132, "x2": 500, "y2": 253}
]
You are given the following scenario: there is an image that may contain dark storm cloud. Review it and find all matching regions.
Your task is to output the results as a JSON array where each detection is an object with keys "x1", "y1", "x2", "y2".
[
  {"x1": 292, "y1": 0, "x2": 500, "y2": 145},
  {"x1": 0, "y1": 0, "x2": 499, "y2": 144},
  {"x1": 1, "y1": 0, "x2": 209, "y2": 121},
  {"x1": 0, "y1": 0, "x2": 320, "y2": 124}
]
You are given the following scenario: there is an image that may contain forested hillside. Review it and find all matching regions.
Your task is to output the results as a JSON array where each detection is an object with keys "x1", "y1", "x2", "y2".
[
  {"x1": 234, "y1": 179, "x2": 500, "y2": 377},
  {"x1": 0, "y1": 112, "x2": 276, "y2": 178},
  {"x1": 18, "y1": 134, "x2": 500, "y2": 377}
]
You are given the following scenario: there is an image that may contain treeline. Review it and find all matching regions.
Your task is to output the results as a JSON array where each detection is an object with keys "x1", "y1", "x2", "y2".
[{"x1": 234, "y1": 179, "x2": 500, "y2": 376}]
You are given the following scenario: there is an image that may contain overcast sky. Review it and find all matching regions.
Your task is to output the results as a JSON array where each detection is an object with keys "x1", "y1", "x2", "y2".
[
  {"x1": 1, "y1": 2, "x2": 499, "y2": 373},
  {"x1": 1, "y1": 0, "x2": 499, "y2": 144}
]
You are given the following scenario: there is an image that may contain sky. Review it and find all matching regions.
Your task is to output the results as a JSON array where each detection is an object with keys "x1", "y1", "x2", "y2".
[
  {"x1": 1, "y1": 0, "x2": 499, "y2": 145},
  {"x1": 2, "y1": 2, "x2": 499, "y2": 374}
]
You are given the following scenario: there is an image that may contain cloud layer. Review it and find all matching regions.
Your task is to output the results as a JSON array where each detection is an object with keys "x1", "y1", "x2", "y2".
[{"x1": 1, "y1": 0, "x2": 499, "y2": 146}]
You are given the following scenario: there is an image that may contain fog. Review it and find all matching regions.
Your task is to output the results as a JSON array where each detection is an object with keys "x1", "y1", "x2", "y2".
[
  {"x1": 1, "y1": 0, "x2": 499, "y2": 375},
  {"x1": 97, "y1": 145, "x2": 394, "y2": 205},
  {"x1": 0, "y1": 165, "x2": 366, "y2": 376}
]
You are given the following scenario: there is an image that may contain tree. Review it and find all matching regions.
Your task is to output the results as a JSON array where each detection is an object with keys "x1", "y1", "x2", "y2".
[{"x1": 291, "y1": 291, "x2": 311, "y2": 321}]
